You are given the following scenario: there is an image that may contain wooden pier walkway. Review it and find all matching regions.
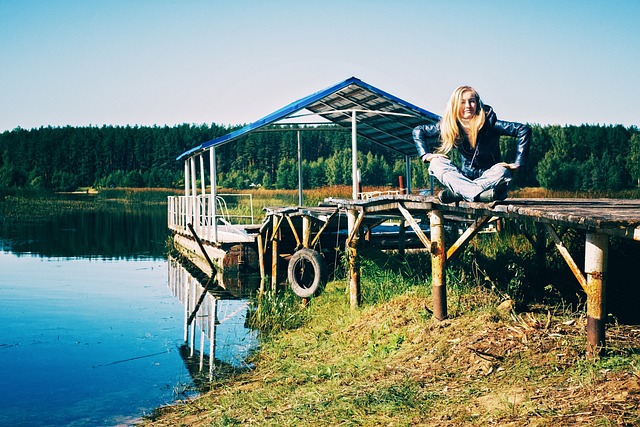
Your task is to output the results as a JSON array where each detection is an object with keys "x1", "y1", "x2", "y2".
[{"x1": 258, "y1": 195, "x2": 640, "y2": 355}]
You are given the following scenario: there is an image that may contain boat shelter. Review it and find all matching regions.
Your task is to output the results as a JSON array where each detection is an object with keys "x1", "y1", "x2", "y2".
[{"x1": 169, "y1": 76, "x2": 439, "y2": 244}]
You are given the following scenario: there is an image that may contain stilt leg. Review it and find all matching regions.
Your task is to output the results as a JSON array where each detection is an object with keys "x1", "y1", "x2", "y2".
[
  {"x1": 271, "y1": 217, "x2": 279, "y2": 292},
  {"x1": 430, "y1": 210, "x2": 447, "y2": 320},
  {"x1": 585, "y1": 232, "x2": 608, "y2": 356},
  {"x1": 257, "y1": 233, "x2": 265, "y2": 294},
  {"x1": 347, "y1": 209, "x2": 361, "y2": 309}
]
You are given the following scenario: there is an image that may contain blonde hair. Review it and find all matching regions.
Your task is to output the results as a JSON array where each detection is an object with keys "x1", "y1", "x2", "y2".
[{"x1": 437, "y1": 86, "x2": 486, "y2": 154}]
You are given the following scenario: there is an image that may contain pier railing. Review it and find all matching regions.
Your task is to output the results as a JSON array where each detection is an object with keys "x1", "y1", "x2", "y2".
[{"x1": 168, "y1": 193, "x2": 256, "y2": 243}]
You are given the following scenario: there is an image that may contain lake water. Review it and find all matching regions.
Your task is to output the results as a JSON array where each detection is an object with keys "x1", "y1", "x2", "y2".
[{"x1": 0, "y1": 199, "x2": 258, "y2": 426}]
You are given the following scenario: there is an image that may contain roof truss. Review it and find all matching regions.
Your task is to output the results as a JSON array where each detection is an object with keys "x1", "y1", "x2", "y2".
[{"x1": 177, "y1": 76, "x2": 439, "y2": 161}]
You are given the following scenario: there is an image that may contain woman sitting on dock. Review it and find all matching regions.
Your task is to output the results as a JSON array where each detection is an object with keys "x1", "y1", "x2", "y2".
[{"x1": 413, "y1": 85, "x2": 531, "y2": 203}]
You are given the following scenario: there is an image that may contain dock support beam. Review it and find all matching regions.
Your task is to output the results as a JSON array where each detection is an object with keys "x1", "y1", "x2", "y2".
[
  {"x1": 347, "y1": 209, "x2": 361, "y2": 309},
  {"x1": 585, "y1": 232, "x2": 608, "y2": 356},
  {"x1": 430, "y1": 210, "x2": 447, "y2": 320},
  {"x1": 257, "y1": 233, "x2": 265, "y2": 293},
  {"x1": 302, "y1": 216, "x2": 311, "y2": 248},
  {"x1": 271, "y1": 216, "x2": 280, "y2": 292}
]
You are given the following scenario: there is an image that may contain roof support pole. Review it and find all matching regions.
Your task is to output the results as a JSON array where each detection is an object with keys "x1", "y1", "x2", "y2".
[
  {"x1": 405, "y1": 155, "x2": 412, "y2": 195},
  {"x1": 190, "y1": 157, "x2": 197, "y2": 196},
  {"x1": 297, "y1": 130, "x2": 303, "y2": 206},
  {"x1": 184, "y1": 161, "x2": 189, "y2": 197},
  {"x1": 210, "y1": 147, "x2": 218, "y2": 243},
  {"x1": 199, "y1": 154, "x2": 205, "y2": 196},
  {"x1": 199, "y1": 154, "x2": 206, "y2": 239},
  {"x1": 585, "y1": 232, "x2": 608, "y2": 357},
  {"x1": 184, "y1": 160, "x2": 189, "y2": 230},
  {"x1": 351, "y1": 110, "x2": 358, "y2": 200},
  {"x1": 190, "y1": 157, "x2": 197, "y2": 233}
]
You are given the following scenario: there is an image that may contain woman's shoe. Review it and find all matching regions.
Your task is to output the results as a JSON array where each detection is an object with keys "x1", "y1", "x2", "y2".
[
  {"x1": 475, "y1": 187, "x2": 508, "y2": 202},
  {"x1": 438, "y1": 189, "x2": 463, "y2": 204}
]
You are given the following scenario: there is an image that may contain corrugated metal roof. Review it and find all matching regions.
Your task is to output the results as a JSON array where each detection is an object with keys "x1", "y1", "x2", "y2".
[{"x1": 177, "y1": 76, "x2": 440, "y2": 161}]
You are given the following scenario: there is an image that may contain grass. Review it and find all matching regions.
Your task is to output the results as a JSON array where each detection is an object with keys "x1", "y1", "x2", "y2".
[
  {"x1": 144, "y1": 278, "x2": 640, "y2": 426},
  {"x1": 139, "y1": 186, "x2": 640, "y2": 426},
  {"x1": 143, "y1": 245, "x2": 640, "y2": 426},
  {"x1": 512, "y1": 186, "x2": 640, "y2": 199}
]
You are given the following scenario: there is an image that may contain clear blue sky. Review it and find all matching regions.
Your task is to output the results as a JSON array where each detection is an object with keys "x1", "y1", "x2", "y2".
[{"x1": 1, "y1": 0, "x2": 638, "y2": 133}]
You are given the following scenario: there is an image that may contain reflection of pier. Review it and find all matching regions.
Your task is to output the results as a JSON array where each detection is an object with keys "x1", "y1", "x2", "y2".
[{"x1": 168, "y1": 256, "x2": 259, "y2": 382}]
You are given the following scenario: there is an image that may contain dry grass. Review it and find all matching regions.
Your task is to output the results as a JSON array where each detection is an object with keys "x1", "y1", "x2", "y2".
[
  {"x1": 142, "y1": 282, "x2": 640, "y2": 427},
  {"x1": 511, "y1": 187, "x2": 640, "y2": 199}
]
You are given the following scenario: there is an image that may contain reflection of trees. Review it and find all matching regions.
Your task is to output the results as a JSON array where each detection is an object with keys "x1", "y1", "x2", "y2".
[{"x1": 0, "y1": 204, "x2": 168, "y2": 258}]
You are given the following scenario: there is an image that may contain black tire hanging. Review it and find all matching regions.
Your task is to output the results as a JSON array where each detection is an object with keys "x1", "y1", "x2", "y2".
[{"x1": 287, "y1": 248, "x2": 327, "y2": 298}]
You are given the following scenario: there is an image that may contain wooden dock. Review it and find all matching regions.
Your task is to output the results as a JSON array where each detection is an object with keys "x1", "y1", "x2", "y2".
[
  {"x1": 168, "y1": 192, "x2": 640, "y2": 355},
  {"x1": 256, "y1": 195, "x2": 640, "y2": 355}
]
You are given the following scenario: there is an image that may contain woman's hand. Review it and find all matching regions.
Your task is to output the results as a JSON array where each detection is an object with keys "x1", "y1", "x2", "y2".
[
  {"x1": 497, "y1": 162, "x2": 519, "y2": 170},
  {"x1": 422, "y1": 153, "x2": 448, "y2": 163}
]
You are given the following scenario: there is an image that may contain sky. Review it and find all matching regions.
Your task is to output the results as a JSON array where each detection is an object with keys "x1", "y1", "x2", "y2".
[{"x1": 1, "y1": 0, "x2": 639, "y2": 133}]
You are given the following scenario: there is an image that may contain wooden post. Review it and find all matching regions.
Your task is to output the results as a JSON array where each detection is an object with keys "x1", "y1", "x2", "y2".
[
  {"x1": 302, "y1": 216, "x2": 311, "y2": 248},
  {"x1": 398, "y1": 220, "x2": 406, "y2": 256},
  {"x1": 271, "y1": 216, "x2": 280, "y2": 292},
  {"x1": 430, "y1": 210, "x2": 447, "y2": 320},
  {"x1": 534, "y1": 223, "x2": 546, "y2": 298},
  {"x1": 257, "y1": 233, "x2": 265, "y2": 293},
  {"x1": 347, "y1": 209, "x2": 361, "y2": 309},
  {"x1": 585, "y1": 232, "x2": 608, "y2": 356},
  {"x1": 405, "y1": 155, "x2": 412, "y2": 195}
]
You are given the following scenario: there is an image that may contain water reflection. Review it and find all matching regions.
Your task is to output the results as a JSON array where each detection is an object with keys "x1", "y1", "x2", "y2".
[
  {"x1": 167, "y1": 256, "x2": 259, "y2": 388},
  {"x1": 0, "y1": 202, "x2": 168, "y2": 258},
  {"x1": 0, "y1": 253, "x2": 188, "y2": 427},
  {"x1": 0, "y1": 196, "x2": 260, "y2": 426}
]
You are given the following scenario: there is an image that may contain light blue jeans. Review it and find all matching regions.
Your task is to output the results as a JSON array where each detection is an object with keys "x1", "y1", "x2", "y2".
[{"x1": 428, "y1": 157, "x2": 512, "y2": 202}]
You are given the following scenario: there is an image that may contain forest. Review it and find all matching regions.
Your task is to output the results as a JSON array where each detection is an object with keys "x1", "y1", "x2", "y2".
[{"x1": 0, "y1": 122, "x2": 638, "y2": 192}]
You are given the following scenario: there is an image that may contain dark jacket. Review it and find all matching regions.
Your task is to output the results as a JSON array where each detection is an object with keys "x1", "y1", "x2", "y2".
[{"x1": 413, "y1": 105, "x2": 531, "y2": 179}]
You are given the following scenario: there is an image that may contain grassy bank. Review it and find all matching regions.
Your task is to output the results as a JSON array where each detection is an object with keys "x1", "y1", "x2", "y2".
[
  {"x1": 143, "y1": 243, "x2": 640, "y2": 426},
  {"x1": 142, "y1": 286, "x2": 640, "y2": 426},
  {"x1": 139, "y1": 187, "x2": 640, "y2": 426}
]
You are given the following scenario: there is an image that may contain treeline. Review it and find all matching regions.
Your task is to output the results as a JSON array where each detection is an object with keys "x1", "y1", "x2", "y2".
[
  {"x1": 0, "y1": 124, "x2": 230, "y2": 191},
  {"x1": 0, "y1": 123, "x2": 638, "y2": 192}
]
